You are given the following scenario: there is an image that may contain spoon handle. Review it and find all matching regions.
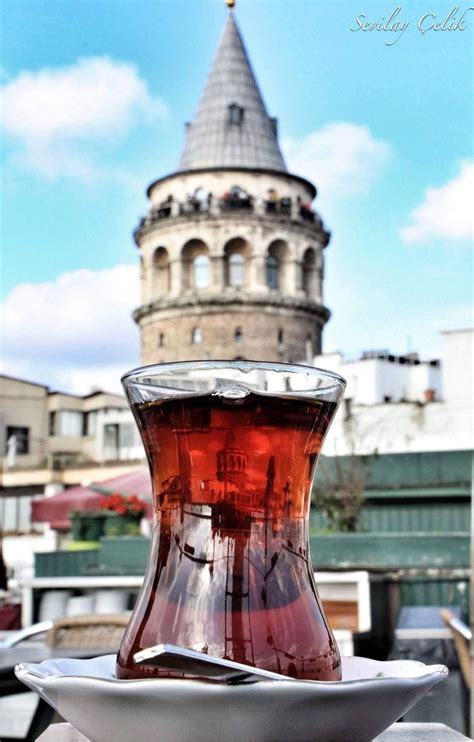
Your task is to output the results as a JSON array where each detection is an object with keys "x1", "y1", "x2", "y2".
[{"x1": 133, "y1": 644, "x2": 292, "y2": 683}]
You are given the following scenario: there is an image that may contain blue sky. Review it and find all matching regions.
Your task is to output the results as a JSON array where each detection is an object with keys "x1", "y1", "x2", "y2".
[{"x1": 1, "y1": 0, "x2": 473, "y2": 393}]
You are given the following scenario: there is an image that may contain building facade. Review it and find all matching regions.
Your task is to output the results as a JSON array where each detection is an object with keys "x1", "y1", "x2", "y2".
[
  {"x1": 315, "y1": 351, "x2": 441, "y2": 407},
  {"x1": 134, "y1": 9, "x2": 331, "y2": 365},
  {"x1": 0, "y1": 375, "x2": 140, "y2": 473},
  {"x1": 314, "y1": 328, "x2": 474, "y2": 456}
]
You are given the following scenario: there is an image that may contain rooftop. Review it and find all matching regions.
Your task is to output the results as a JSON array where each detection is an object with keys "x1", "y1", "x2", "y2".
[{"x1": 177, "y1": 11, "x2": 287, "y2": 173}]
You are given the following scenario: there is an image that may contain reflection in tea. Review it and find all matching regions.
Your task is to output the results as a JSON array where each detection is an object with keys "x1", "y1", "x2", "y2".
[{"x1": 116, "y1": 391, "x2": 341, "y2": 681}]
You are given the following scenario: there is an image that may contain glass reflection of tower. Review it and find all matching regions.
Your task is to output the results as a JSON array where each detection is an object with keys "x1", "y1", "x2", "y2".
[
  {"x1": 217, "y1": 429, "x2": 248, "y2": 492},
  {"x1": 155, "y1": 415, "x2": 316, "y2": 672},
  {"x1": 212, "y1": 429, "x2": 253, "y2": 664}
]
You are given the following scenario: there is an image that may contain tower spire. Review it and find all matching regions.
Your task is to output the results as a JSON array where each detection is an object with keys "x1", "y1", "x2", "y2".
[{"x1": 178, "y1": 11, "x2": 286, "y2": 172}]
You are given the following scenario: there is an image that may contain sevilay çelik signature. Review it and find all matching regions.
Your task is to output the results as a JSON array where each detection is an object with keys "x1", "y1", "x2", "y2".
[{"x1": 350, "y1": 5, "x2": 474, "y2": 45}]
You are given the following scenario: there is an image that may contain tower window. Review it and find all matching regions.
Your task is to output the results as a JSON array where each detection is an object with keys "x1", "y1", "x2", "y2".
[
  {"x1": 192, "y1": 327, "x2": 203, "y2": 344},
  {"x1": 278, "y1": 328, "x2": 284, "y2": 345},
  {"x1": 193, "y1": 255, "x2": 209, "y2": 289},
  {"x1": 228, "y1": 103, "x2": 244, "y2": 126},
  {"x1": 229, "y1": 253, "x2": 244, "y2": 286},
  {"x1": 234, "y1": 327, "x2": 243, "y2": 343},
  {"x1": 158, "y1": 332, "x2": 165, "y2": 348},
  {"x1": 302, "y1": 247, "x2": 316, "y2": 296},
  {"x1": 153, "y1": 247, "x2": 170, "y2": 295},
  {"x1": 266, "y1": 255, "x2": 279, "y2": 289}
]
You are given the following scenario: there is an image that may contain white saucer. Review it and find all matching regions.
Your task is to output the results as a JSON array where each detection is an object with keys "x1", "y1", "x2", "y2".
[{"x1": 15, "y1": 655, "x2": 448, "y2": 742}]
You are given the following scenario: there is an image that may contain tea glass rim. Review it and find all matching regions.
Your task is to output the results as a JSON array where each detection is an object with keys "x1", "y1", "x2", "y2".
[{"x1": 121, "y1": 359, "x2": 346, "y2": 393}]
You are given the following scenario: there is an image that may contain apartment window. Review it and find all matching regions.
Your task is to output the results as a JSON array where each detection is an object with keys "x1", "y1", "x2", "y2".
[
  {"x1": 57, "y1": 410, "x2": 83, "y2": 437},
  {"x1": 6, "y1": 426, "x2": 29, "y2": 455},
  {"x1": 104, "y1": 424, "x2": 120, "y2": 461},
  {"x1": 83, "y1": 411, "x2": 97, "y2": 436},
  {"x1": 0, "y1": 494, "x2": 34, "y2": 534},
  {"x1": 48, "y1": 412, "x2": 56, "y2": 436}
]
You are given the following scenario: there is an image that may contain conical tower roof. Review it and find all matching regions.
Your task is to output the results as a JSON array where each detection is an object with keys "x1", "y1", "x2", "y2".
[{"x1": 178, "y1": 11, "x2": 287, "y2": 173}]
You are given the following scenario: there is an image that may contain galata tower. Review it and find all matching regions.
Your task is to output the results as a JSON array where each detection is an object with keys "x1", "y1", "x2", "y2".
[{"x1": 134, "y1": 3, "x2": 331, "y2": 364}]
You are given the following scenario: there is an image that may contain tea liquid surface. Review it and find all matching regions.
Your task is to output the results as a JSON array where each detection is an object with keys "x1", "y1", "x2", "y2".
[{"x1": 117, "y1": 391, "x2": 341, "y2": 681}]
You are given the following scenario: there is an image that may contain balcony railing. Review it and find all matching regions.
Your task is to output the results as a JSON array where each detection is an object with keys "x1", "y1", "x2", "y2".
[{"x1": 134, "y1": 194, "x2": 324, "y2": 240}]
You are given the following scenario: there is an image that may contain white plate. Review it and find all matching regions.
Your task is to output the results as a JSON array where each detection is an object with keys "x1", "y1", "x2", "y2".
[{"x1": 15, "y1": 655, "x2": 447, "y2": 742}]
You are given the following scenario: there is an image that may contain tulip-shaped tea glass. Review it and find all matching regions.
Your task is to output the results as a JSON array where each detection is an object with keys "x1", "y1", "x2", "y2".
[{"x1": 117, "y1": 361, "x2": 346, "y2": 681}]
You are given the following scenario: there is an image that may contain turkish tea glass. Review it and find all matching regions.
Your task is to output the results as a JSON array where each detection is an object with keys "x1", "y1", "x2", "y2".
[{"x1": 117, "y1": 360, "x2": 346, "y2": 681}]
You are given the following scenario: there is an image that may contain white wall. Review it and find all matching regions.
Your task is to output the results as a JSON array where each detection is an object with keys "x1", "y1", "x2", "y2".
[
  {"x1": 3, "y1": 530, "x2": 58, "y2": 581},
  {"x1": 315, "y1": 329, "x2": 473, "y2": 456},
  {"x1": 323, "y1": 400, "x2": 474, "y2": 456},
  {"x1": 441, "y1": 329, "x2": 474, "y2": 405},
  {"x1": 313, "y1": 353, "x2": 441, "y2": 405}
]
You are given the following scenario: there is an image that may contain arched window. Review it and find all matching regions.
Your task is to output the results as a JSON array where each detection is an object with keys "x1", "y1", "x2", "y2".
[
  {"x1": 224, "y1": 237, "x2": 250, "y2": 287},
  {"x1": 192, "y1": 327, "x2": 203, "y2": 344},
  {"x1": 267, "y1": 240, "x2": 288, "y2": 292},
  {"x1": 234, "y1": 327, "x2": 243, "y2": 343},
  {"x1": 266, "y1": 255, "x2": 279, "y2": 289},
  {"x1": 153, "y1": 247, "x2": 170, "y2": 295},
  {"x1": 182, "y1": 240, "x2": 209, "y2": 290},
  {"x1": 193, "y1": 255, "x2": 209, "y2": 289},
  {"x1": 302, "y1": 248, "x2": 317, "y2": 296},
  {"x1": 229, "y1": 254, "x2": 244, "y2": 287}
]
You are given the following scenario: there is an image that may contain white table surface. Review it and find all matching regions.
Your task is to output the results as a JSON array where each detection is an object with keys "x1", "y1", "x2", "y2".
[{"x1": 37, "y1": 722, "x2": 471, "y2": 741}]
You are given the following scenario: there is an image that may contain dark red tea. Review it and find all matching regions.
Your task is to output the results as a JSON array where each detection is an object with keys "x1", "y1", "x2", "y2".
[{"x1": 116, "y1": 391, "x2": 341, "y2": 681}]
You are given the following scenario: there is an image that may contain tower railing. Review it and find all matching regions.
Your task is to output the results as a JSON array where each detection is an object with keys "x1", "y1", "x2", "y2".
[{"x1": 134, "y1": 194, "x2": 326, "y2": 243}]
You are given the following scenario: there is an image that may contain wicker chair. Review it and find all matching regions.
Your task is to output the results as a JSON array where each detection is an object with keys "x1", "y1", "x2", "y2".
[
  {"x1": 46, "y1": 613, "x2": 130, "y2": 650},
  {"x1": 440, "y1": 608, "x2": 472, "y2": 689},
  {"x1": 1, "y1": 614, "x2": 130, "y2": 741}
]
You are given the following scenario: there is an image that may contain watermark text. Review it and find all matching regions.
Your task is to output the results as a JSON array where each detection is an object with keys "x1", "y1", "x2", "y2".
[{"x1": 350, "y1": 5, "x2": 474, "y2": 46}]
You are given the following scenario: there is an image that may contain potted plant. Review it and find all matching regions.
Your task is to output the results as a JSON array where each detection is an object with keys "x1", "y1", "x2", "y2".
[
  {"x1": 100, "y1": 493, "x2": 147, "y2": 537},
  {"x1": 69, "y1": 511, "x2": 107, "y2": 543}
]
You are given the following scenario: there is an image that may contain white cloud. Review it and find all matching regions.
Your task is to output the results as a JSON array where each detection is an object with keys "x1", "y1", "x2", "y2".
[
  {"x1": 282, "y1": 122, "x2": 393, "y2": 199},
  {"x1": 401, "y1": 161, "x2": 474, "y2": 243},
  {"x1": 1, "y1": 265, "x2": 141, "y2": 394},
  {"x1": 1, "y1": 57, "x2": 167, "y2": 179}
]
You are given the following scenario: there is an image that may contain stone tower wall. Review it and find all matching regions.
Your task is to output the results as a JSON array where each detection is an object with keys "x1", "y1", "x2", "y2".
[
  {"x1": 135, "y1": 169, "x2": 330, "y2": 366},
  {"x1": 139, "y1": 301, "x2": 325, "y2": 364}
]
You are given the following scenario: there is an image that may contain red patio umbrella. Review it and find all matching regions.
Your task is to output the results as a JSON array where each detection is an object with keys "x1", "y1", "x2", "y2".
[
  {"x1": 31, "y1": 468, "x2": 153, "y2": 528},
  {"x1": 90, "y1": 468, "x2": 152, "y2": 498},
  {"x1": 31, "y1": 483, "x2": 105, "y2": 529}
]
